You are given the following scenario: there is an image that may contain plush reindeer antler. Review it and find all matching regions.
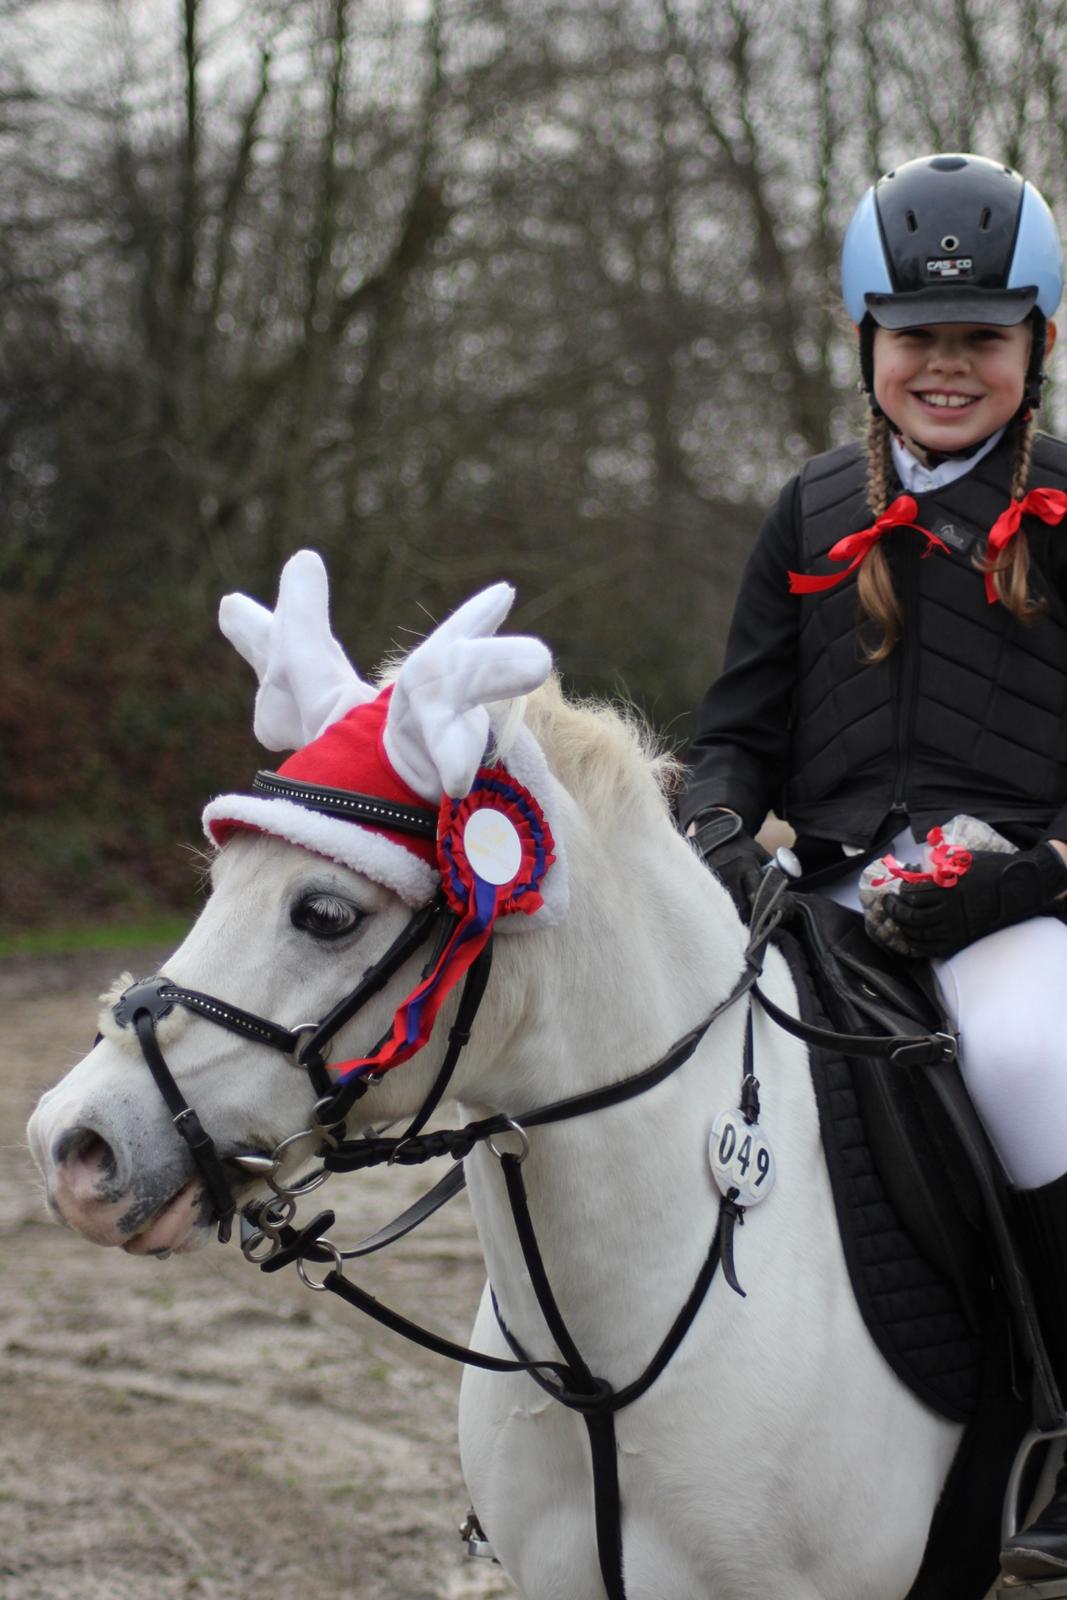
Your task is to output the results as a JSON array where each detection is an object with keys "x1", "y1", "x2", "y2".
[
  {"x1": 218, "y1": 549, "x2": 375, "y2": 751},
  {"x1": 384, "y1": 583, "x2": 553, "y2": 800}
]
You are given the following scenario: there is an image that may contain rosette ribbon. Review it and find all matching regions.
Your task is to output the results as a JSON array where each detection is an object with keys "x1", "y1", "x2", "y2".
[
  {"x1": 331, "y1": 767, "x2": 555, "y2": 1082},
  {"x1": 983, "y1": 488, "x2": 1067, "y2": 603},
  {"x1": 788, "y1": 495, "x2": 948, "y2": 595},
  {"x1": 868, "y1": 826, "x2": 973, "y2": 890}
]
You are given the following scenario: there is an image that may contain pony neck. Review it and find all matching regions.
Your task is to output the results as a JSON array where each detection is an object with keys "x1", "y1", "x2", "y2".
[
  {"x1": 488, "y1": 780, "x2": 745, "y2": 1089},
  {"x1": 458, "y1": 793, "x2": 751, "y2": 1375}
]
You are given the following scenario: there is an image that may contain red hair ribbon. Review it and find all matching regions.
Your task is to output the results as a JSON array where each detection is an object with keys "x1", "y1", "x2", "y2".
[
  {"x1": 868, "y1": 826, "x2": 973, "y2": 890},
  {"x1": 983, "y1": 488, "x2": 1067, "y2": 603},
  {"x1": 788, "y1": 495, "x2": 948, "y2": 595}
]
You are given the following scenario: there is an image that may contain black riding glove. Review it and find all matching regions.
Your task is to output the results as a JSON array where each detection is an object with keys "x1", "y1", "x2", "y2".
[
  {"x1": 882, "y1": 843, "x2": 1067, "y2": 958},
  {"x1": 691, "y1": 808, "x2": 769, "y2": 916}
]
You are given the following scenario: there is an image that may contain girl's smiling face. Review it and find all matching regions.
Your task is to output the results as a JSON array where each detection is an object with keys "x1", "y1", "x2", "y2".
[{"x1": 872, "y1": 321, "x2": 1041, "y2": 456}]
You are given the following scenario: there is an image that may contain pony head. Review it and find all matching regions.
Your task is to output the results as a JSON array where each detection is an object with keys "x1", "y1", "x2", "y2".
[
  {"x1": 25, "y1": 554, "x2": 575, "y2": 1257},
  {"x1": 203, "y1": 553, "x2": 570, "y2": 1082}
]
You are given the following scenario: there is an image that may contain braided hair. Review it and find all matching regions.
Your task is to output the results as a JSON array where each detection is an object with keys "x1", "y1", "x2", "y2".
[
  {"x1": 856, "y1": 411, "x2": 901, "y2": 662},
  {"x1": 857, "y1": 411, "x2": 1044, "y2": 662},
  {"x1": 977, "y1": 415, "x2": 1047, "y2": 622}
]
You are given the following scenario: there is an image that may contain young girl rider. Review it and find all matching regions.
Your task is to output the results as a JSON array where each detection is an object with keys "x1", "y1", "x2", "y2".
[{"x1": 679, "y1": 152, "x2": 1067, "y2": 1581}]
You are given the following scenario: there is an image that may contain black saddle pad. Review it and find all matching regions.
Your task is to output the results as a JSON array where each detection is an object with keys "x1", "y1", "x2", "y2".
[
  {"x1": 773, "y1": 896, "x2": 1031, "y2": 1600},
  {"x1": 778, "y1": 917, "x2": 984, "y2": 1419}
]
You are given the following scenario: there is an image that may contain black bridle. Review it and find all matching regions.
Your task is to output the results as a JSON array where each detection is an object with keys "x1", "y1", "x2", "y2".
[
  {"x1": 111, "y1": 893, "x2": 447, "y2": 1241},
  {"x1": 112, "y1": 862, "x2": 959, "y2": 1600}
]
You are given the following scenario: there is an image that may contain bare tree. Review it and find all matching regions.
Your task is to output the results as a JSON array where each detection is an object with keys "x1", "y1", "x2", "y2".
[{"x1": 8, "y1": 0, "x2": 1067, "y2": 923}]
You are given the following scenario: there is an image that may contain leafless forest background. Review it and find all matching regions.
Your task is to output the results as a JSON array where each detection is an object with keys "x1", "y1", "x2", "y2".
[{"x1": 3, "y1": 0, "x2": 1067, "y2": 930}]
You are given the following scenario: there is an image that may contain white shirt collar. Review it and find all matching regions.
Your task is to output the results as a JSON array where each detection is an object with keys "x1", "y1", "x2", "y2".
[{"x1": 890, "y1": 426, "x2": 1005, "y2": 495}]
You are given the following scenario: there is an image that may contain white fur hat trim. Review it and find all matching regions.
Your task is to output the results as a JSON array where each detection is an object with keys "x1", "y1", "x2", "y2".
[{"x1": 202, "y1": 794, "x2": 439, "y2": 908}]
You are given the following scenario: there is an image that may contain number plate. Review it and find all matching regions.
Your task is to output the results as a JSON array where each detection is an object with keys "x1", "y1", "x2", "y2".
[{"x1": 709, "y1": 1110, "x2": 776, "y2": 1207}]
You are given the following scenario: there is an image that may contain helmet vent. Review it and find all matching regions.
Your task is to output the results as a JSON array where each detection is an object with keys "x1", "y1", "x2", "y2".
[
  {"x1": 905, "y1": 210, "x2": 919, "y2": 233},
  {"x1": 980, "y1": 207, "x2": 992, "y2": 231}
]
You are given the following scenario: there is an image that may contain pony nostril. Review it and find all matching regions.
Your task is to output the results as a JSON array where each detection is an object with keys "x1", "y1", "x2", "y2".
[{"x1": 53, "y1": 1126, "x2": 118, "y2": 1182}]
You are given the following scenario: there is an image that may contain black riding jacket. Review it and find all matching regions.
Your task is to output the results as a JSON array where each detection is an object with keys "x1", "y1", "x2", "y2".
[{"x1": 681, "y1": 430, "x2": 1067, "y2": 877}]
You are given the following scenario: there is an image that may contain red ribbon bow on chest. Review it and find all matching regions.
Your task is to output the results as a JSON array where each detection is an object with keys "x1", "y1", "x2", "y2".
[
  {"x1": 983, "y1": 488, "x2": 1067, "y2": 602},
  {"x1": 788, "y1": 495, "x2": 949, "y2": 595}
]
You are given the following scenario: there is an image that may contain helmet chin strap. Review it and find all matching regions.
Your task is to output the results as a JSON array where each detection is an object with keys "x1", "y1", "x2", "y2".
[{"x1": 1022, "y1": 310, "x2": 1048, "y2": 416}]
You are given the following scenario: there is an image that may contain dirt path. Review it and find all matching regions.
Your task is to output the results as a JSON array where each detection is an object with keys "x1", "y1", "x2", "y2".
[{"x1": 0, "y1": 949, "x2": 516, "y2": 1600}]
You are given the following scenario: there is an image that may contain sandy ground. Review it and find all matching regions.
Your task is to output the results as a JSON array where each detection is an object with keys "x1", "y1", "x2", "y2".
[{"x1": 0, "y1": 947, "x2": 516, "y2": 1600}]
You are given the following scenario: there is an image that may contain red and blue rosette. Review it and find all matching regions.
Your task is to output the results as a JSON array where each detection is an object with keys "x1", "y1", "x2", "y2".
[{"x1": 332, "y1": 767, "x2": 555, "y2": 1081}]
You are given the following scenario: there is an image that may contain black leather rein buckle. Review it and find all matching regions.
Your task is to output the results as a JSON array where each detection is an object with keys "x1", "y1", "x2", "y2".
[{"x1": 113, "y1": 976, "x2": 177, "y2": 1028}]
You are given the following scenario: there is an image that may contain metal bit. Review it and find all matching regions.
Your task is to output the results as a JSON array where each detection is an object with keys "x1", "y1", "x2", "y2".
[{"x1": 230, "y1": 1151, "x2": 277, "y2": 1175}]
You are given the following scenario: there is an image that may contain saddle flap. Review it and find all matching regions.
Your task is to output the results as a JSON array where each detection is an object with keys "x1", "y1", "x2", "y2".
[
  {"x1": 791, "y1": 893, "x2": 942, "y2": 1033},
  {"x1": 787, "y1": 892, "x2": 987, "y2": 1319}
]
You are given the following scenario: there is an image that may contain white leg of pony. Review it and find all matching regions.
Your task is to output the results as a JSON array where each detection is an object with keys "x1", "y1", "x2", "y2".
[
  {"x1": 934, "y1": 918, "x2": 1067, "y2": 1190},
  {"x1": 460, "y1": 1286, "x2": 604, "y2": 1600}
]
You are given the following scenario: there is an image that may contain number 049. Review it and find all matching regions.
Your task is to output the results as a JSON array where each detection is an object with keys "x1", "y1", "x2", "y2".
[{"x1": 709, "y1": 1110, "x2": 776, "y2": 1208}]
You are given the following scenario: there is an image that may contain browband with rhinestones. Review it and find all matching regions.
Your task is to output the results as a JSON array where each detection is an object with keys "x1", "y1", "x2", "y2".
[{"x1": 251, "y1": 771, "x2": 438, "y2": 837}]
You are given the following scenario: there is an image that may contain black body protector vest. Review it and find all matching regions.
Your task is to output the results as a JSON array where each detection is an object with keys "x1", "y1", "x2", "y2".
[{"x1": 786, "y1": 431, "x2": 1067, "y2": 848}]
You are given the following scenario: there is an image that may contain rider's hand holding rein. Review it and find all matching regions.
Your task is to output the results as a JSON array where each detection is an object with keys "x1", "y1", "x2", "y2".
[
  {"x1": 687, "y1": 808, "x2": 769, "y2": 915},
  {"x1": 881, "y1": 838, "x2": 1067, "y2": 956}
]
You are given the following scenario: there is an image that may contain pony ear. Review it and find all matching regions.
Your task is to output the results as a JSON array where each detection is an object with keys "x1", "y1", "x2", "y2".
[
  {"x1": 384, "y1": 582, "x2": 553, "y2": 800},
  {"x1": 219, "y1": 549, "x2": 376, "y2": 751}
]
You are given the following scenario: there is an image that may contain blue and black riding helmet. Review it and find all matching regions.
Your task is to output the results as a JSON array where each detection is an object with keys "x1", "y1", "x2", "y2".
[{"x1": 841, "y1": 153, "x2": 1064, "y2": 414}]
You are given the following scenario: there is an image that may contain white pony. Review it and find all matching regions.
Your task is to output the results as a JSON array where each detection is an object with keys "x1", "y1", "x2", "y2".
[{"x1": 27, "y1": 554, "x2": 964, "y2": 1600}]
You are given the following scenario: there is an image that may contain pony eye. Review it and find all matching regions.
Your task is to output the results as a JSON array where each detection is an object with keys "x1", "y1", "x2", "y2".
[{"x1": 291, "y1": 893, "x2": 364, "y2": 941}]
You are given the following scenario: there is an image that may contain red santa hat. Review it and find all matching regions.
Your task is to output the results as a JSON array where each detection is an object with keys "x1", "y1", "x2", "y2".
[{"x1": 203, "y1": 687, "x2": 441, "y2": 906}]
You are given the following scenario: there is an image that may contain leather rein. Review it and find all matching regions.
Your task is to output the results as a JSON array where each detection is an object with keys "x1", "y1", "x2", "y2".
[{"x1": 112, "y1": 864, "x2": 958, "y2": 1600}]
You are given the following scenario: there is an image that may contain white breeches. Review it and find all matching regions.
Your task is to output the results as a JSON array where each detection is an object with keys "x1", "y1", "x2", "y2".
[{"x1": 824, "y1": 834, "x2": 1067, "y2": 1191}]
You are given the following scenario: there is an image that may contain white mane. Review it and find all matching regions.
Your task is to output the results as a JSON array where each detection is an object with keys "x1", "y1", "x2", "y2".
[
  {"x1": 513, "y1": 677, "x2": 681, "y2": 831},
  {"x1": 376, "y1": 647, "x2": 681, "y2": 854}
]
